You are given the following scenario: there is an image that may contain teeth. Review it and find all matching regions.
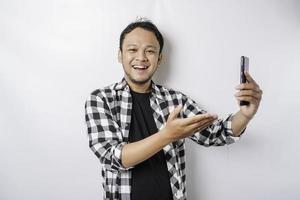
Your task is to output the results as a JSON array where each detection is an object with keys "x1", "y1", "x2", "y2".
[{"x1": 133, "y1": 65, "x2": 148, "y2": 69}]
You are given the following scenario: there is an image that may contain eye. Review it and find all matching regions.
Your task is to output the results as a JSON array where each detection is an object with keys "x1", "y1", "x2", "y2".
[
  {"x1": 128, "y1": 48, "x2": 137, "y2": 53},
  {"x1": 146, "y1": 49, "x2": 156, "y2": 54}
]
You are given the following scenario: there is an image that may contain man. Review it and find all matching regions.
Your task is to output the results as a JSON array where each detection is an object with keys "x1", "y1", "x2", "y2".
[{"x1": 85, "y1": 19, "x2": 262, "y2": 200}]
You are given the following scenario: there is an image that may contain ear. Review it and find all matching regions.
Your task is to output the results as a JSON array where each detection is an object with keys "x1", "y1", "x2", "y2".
[
  {"x1": 158, "y1": 53, "x2": 163, "y2": 65},
  {"x1": 118, "y1": 50, "x2": 122, "y2": 63}
]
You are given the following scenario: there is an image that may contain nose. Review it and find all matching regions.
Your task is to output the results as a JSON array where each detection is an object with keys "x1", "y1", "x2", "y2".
[{"x1": 135, "y1": 50, "x2": 148, "y2": 61}]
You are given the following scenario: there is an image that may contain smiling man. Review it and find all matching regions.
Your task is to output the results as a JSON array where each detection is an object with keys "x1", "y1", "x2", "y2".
[
  {"x1": 85, "y1": 19, "x2": 262, "y2": 200},
  {"x1": 119, "y1": 27, "x2": 162, "y2": 91}
]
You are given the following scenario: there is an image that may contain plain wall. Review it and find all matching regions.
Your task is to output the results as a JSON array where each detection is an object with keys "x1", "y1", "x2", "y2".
[{"x1": 1, "y1": 0, "x2": 300, "y2": 199}]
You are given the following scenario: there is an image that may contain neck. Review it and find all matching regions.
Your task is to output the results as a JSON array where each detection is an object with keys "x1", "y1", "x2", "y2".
[{"x1": 125, "y1": 78, "x2": 152, "y2": 93}]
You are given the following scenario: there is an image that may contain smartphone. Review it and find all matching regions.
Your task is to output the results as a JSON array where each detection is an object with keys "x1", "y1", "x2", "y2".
[{"x1": 240, "y1": 56, "x2": 250, "y2": 106}]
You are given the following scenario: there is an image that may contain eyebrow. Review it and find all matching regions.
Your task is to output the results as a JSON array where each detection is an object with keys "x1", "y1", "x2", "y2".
[{"x1": 125, "y1": 44, "x2": 158, "y2": 49}]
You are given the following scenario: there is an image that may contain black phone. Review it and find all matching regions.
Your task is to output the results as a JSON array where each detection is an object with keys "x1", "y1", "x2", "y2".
[{"x1": 240, "y1": 56, "x2": 250, "y2": 106}]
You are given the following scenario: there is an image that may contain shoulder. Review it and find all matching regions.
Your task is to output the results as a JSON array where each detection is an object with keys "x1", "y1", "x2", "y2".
[
  {"x1": 90, "y1": 83, "x2": 116, "y2": 96},
  {"x1": 87, "y1": 82, "x2": 119, "y2": 103}
]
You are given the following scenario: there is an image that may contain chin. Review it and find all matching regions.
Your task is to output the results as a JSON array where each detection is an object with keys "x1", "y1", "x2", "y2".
[
  {"x1": 132, "y1": 79, "x2": 150, "y2": 85},
  {"x1": 130, "y1": 77, "x2": 151, "y2": 85}
]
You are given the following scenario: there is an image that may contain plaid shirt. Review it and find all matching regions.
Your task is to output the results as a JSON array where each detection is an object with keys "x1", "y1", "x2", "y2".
[{"x1": 85, "y1": 78, "x2": 240, "y2": 200}]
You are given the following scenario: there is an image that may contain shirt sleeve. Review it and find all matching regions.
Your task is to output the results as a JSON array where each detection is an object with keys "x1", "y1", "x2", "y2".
[
  {"x1": 85, "y1": 93, "x2": 132, "y2": 171},
  {"x1": 182, "y1": 95, "x2": 243, "y2": 147}
]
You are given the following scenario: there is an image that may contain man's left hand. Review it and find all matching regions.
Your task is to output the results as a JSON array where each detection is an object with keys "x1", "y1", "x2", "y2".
[{"x1": 234, "y1": 72, "x2": 263, "y2": 119}]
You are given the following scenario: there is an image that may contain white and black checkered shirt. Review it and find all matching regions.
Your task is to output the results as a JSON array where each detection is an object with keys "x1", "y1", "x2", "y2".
[{"x1": 85, "y1": 78, "x2": 240, "y2": 200}]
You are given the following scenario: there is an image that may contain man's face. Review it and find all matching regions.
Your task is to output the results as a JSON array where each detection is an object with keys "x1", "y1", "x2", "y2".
[{"x1": 118, "y1": 28, "x2": 162, "y2": 88}]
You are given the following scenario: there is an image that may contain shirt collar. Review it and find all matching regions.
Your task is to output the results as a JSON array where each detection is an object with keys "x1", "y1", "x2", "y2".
[
  {"x1": 114, "y1": 77, "x2": 128, "y2": 91},
  {"x1": 114, "y1": 78, "x2": 164, "y2": 100}
]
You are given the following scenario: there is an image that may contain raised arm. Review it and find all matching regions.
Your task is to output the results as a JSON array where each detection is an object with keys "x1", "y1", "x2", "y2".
[{"x1": 231, "y1": 72, "x2": 263, "y2": 136}]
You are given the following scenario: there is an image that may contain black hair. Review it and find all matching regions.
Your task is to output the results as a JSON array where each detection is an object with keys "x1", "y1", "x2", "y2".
[{"x1": 119, "y1": 19, "x2": 164, "y2": 54}]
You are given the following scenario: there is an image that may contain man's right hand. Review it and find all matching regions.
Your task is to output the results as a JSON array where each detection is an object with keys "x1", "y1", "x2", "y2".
[
  {"x1": 162, "y1": 105, "x2": 218, "y2": 142},
  {"x1": 121, "y1": 105, "x2": 218, "y2": 168}
]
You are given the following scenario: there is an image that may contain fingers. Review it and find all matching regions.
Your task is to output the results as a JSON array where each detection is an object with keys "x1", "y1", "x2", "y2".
[
  {"x1": 235, "y1": 89, "x2": 262, "y2": 101},
  {"x1": 167, "y1": 105, "x2": 218, "y2": 128},
  {"x1": 167, "y1": 105, "x2": 182, "y2": 121},
  {"x1": 181, "y1": 113, "x2": 218, "y2": 126},
  {"x1": 235, "y1": 90, "x2": 261, "y2": 105},
  {"x1": 235, "y1": 73, "x2": 263, "y2": 100},
  {"x1": 236, "y1": 72, "x2": 261, "y2": 90},
  {"x1": 244, "y1": 72, "x2": 258, "y2": 85},
  {"x1": 189, "y1": 117, "x2": 216, "y2": 133},
  {"x1": 236, "y1": 96, "x2": 260, "y2": 105},
  {"x1": 236, "y1": 83, "x2": 262, "y2": 92},
  {"x1": 165, "y1": 110, "x2": 218, "y2": 140}
]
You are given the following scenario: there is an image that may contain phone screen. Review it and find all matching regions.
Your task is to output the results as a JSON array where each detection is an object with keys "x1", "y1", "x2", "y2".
[{"x1": 240, "y1": 56, "x2": 250, "y2": 106}]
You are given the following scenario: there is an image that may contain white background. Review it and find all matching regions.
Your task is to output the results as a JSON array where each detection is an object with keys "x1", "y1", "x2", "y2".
[{"x1": 1, "y1": 0, "x2": 300, "y2": 199}]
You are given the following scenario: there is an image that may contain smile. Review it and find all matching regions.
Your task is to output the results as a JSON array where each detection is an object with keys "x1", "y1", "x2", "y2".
[{"x1": 132, "y1": 65, "x2": 149, "y2": 70}]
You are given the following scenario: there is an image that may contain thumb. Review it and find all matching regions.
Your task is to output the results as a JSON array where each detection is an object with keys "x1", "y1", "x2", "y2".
[{"x1": 168, "y1": 105, "x2": 182, "y2": 121}]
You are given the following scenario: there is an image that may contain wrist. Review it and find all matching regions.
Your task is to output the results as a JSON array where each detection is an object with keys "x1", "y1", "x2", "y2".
[
  {"x1": 238, "y1": 110, "x2": 253, "y2": 121},
  {"x1": 158, "y1": 128, "x2": 174, "y2": 144}
]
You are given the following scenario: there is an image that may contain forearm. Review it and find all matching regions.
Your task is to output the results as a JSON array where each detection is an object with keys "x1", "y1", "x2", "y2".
[
  {"x1": 121, "y1": 129, "x2": 171, "y2": 168},
  {"x1": 121, "y1": 106, "x2": 219, "y2": 168},
  {"x1": 231, "y1": 110, "x2": 251, "y2": 137}
]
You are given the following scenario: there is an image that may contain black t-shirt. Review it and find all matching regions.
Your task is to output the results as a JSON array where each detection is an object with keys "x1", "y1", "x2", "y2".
[{"x1": 129, "y1": 90, "x2": 173, "y2": 200}]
